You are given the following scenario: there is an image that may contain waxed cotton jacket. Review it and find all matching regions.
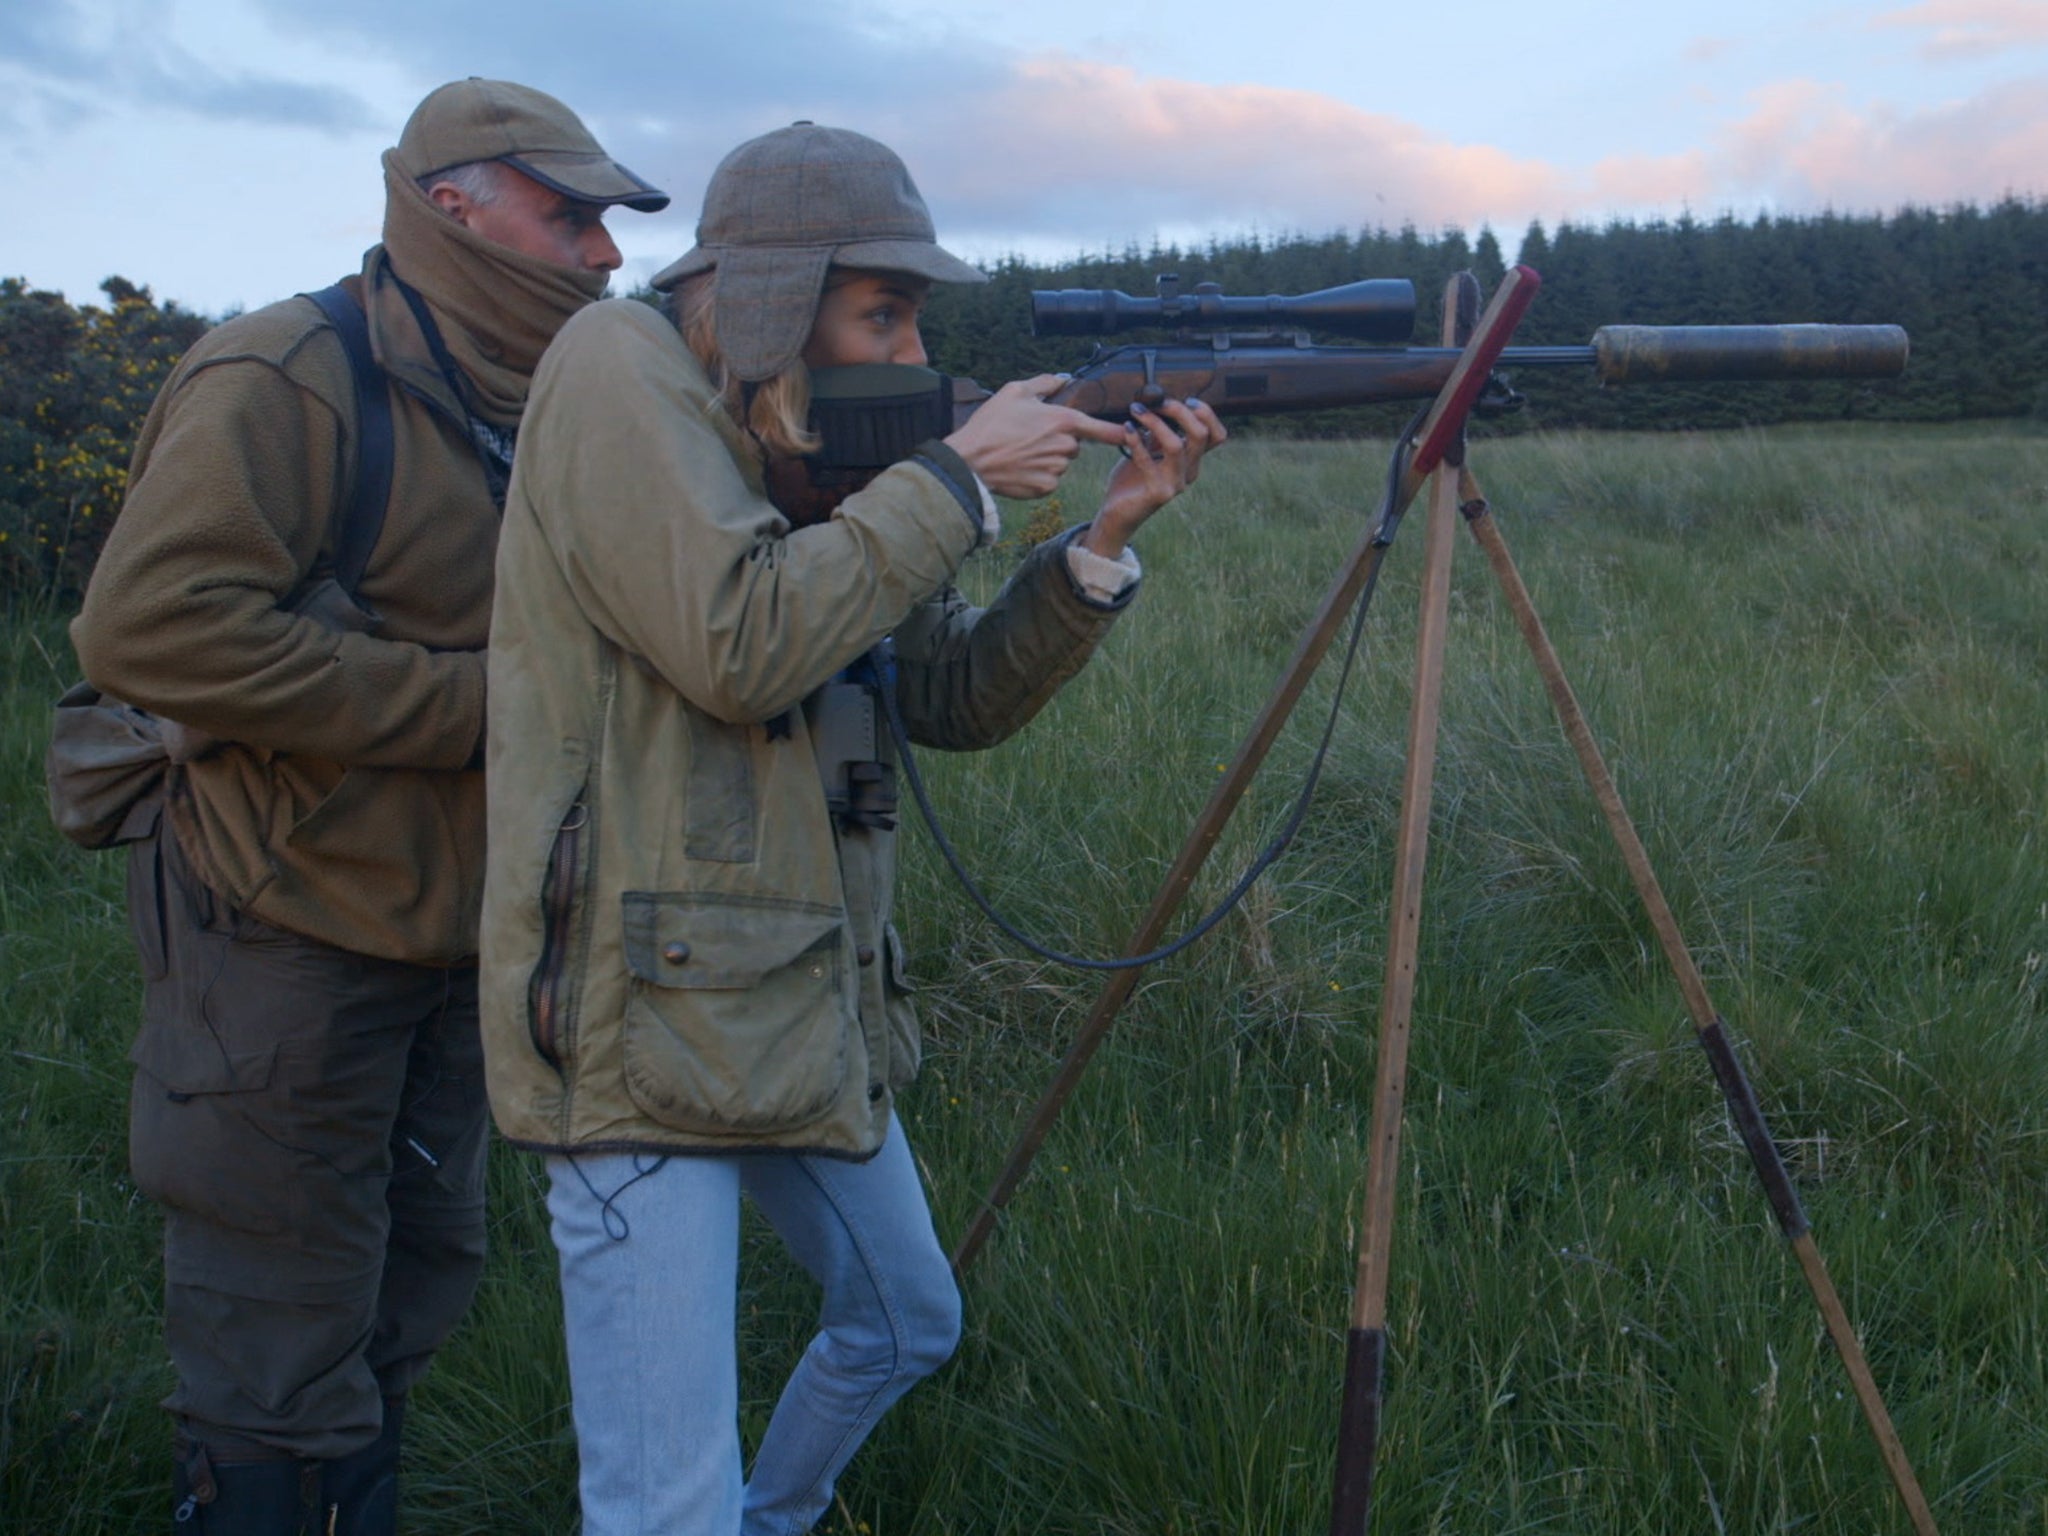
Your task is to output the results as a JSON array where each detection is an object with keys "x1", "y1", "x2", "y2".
[
  {"x1": 72, "y1": 260, "x2": 500, "y2": 963},
  {"x1": 481, "y1": 299, "x2": 1135, "y2": 1158}
]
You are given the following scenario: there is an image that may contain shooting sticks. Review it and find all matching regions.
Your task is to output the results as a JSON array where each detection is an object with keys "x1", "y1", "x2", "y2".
[
  {"x1": 949, "y1": 266, "x2": 1543, "y2": 1277},
  {"x1": 951, "y1": 265, "x2": 1942, "y2": 1530}
]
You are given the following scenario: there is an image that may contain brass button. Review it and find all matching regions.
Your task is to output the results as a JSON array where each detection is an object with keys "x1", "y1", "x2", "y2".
[
  {"x1": 857, "y1": 945, "x2": 877, "y2": 967},
  {"x1": 662, "y1": 941, "x2": 690, "y2": 965}
]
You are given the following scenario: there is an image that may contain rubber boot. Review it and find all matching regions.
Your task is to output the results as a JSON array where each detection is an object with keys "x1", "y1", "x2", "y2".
[
  {"x1": 171, "y1": 1436, "x2": 320, "y2": 1534},
  {"x1": 317, "y1": 1395, "x2": 406, "y2": 1536}
]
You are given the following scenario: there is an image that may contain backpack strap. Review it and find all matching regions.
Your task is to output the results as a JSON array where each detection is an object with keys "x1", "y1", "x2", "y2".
[{"x1": 303, "y1": 280, "x2": 394, "y2": 596}]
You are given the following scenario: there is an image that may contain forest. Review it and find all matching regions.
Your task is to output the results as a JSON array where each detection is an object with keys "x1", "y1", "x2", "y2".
[{"x1": 919, "y1": 196, "x2": 2048, "y2": 434}]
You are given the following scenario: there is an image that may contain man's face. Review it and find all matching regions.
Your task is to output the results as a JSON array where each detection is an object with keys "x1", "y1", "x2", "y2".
[
  {"x1": 802, "y1": 272, "x2": 931, "y2": 370},
  {"x1": 430, "y1": 165, "x2": 623, "y2": 273}
]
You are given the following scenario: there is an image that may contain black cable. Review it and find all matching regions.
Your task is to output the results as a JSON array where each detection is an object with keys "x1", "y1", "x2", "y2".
[
  {"x1": 884, "y1": 409, "x2": 1429, "y2": 971},
  {"x1": 565, "y1": 1151, "x2": 672, "y2": 1242}
]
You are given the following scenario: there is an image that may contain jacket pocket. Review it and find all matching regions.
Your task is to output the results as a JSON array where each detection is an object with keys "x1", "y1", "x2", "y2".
[
  {"x1": 129, "y1": 1004, "x2": 291, "y2": 1237},
  {"x1": 285, "y1": 574, "x2": 382, "y2": 636},
  {"x1": 279, "y1": 757, "x2": 362, "y2": 847},
  {"x1": 528, "y1": 800, "x2": 590, "y2": 1072},
  {"x1": 619, "y1": 892, "x2": 849, "y2": 1136}
]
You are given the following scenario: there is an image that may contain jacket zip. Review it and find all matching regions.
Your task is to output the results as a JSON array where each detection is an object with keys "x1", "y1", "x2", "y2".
[{"x1": 530, "y1": 802, "x2": 588, "y2": 1069}]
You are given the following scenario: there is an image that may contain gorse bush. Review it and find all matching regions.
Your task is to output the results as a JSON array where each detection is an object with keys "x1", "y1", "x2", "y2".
[{"x1": 0, "y1": 277, "x2": 209, "y2": 603}]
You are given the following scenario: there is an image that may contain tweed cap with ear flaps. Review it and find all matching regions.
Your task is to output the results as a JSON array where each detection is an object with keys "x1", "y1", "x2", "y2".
[
  {"x1": 397, "y1": 78, "x2": 669, "y2": 213},
  {"x1": 653, "y1": 122, "x2": 986, "y2": 382}
]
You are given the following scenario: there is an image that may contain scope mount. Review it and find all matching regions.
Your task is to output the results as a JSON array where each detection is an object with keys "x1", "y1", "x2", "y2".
[
  {"x1": 1149, "y1": 275, "x2": 1312, "y2": 343},
  {"x1": 1031, "y1": 273, "x2": 1417, "y2": 345}
]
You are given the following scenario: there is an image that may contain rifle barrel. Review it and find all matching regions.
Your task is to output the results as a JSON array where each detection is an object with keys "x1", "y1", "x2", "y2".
[{"x1": 1497, "y1": 346, "x2": 1599, "y2": 368}]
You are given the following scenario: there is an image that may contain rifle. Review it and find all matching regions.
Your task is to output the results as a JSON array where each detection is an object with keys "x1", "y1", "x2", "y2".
[
  {"x1": 784, "y1": 273, "x2": 1907, "y2": 515},
  {"x1": 1026, "y1": 274, "x2": 1908, "y2": 419}
]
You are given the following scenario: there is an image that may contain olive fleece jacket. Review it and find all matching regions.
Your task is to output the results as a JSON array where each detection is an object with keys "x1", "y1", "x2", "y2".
[
  {"x1": 73, "y1": 179, "x2": 606, "y2": 963},
  {"x1": 482, "y1": 299, "x2": 1137, "y2": 1158}
]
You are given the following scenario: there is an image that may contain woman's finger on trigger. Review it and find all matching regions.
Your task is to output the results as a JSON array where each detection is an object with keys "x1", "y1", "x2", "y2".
[{"x1": 1065, "y1": 410, "x2": 1129, "y2": 447}]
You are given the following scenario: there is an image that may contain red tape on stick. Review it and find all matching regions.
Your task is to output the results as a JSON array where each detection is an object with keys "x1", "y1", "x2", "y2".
[{"x1": 1405, "y1": 265, "x2": 1542, "y2": 483}]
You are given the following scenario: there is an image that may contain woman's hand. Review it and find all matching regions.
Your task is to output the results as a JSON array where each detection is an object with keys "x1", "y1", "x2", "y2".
[
  {"x1": 1080, "y1": 396, "x2": 1227, "y2": 560},
  {"x1": 945, "y1": 375, "x2": 1130, "y2": 500}
]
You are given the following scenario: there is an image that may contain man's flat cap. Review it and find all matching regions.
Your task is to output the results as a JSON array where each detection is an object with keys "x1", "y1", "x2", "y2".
[{"x1": 397, "y1": 78, "x2": 668, "y2": 213}]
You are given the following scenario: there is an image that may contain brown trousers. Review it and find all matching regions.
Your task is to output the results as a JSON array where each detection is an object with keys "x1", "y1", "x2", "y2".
[{"x1": 125, "y1": 825, "x2": 488, "y2": 1461}]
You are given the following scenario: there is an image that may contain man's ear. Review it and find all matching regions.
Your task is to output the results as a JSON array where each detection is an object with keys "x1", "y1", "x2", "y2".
[{"x1": 426, "y1": 182, "x2": 472, "y2": 224}]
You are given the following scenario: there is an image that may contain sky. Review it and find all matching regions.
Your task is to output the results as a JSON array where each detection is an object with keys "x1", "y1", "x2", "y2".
[{"x1": 3, "y1": 0, "x2": 2045, "y2": 316}]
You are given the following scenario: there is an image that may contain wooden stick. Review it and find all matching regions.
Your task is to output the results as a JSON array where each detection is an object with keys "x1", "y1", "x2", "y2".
[
  {"x1": 1327, "y1": 272, "x2": 1478, "y2": 1536},
  {"x1": 1455, "y1": 465, "x2": 1940, "y2": 1536}
]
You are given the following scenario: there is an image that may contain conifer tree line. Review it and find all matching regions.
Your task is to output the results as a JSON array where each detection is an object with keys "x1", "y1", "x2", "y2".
[
  {"x1": 920, "y1": 197, "x2": 2048, "y2": 436},
  {"x1": 2, "y1": 199, "x2": 2043, "y2": 598}
]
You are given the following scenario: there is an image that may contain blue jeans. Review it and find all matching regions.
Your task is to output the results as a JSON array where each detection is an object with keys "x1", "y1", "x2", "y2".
[{"x1": 546, "y1": 1115, "x2": 961, "y2": 1536}]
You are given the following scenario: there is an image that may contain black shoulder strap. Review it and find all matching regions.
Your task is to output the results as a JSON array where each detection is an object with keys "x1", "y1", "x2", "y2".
[{"x1": 304, "y1": 281, "x2": 394, "y2": 595}]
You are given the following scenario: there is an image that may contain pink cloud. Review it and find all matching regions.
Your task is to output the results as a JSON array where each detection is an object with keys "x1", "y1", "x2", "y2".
[
  {"x1": 1588, "y1": 150, "x2": 1714, "y2": 208},
  {"x1": 1713, "y1": 74, "x2": 2048, "y2": 208},
  {"x1": 844, "y1": 49, "x2": 2047, "y2": 262},
  {"x1": 891, "y1": 53, "x2": 1576, "y2": 244},
  {"x1": 1869, "y1": 0, "x2": 2048, "y2": 60}
]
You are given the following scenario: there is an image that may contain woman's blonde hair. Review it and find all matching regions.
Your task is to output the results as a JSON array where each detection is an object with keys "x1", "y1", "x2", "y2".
[{"x1": 667, "y1": 271, "x2": 819, "y2": 460}]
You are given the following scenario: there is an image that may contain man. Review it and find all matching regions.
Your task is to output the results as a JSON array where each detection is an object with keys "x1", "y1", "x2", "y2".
[{"x1": 70, "y1": 79, "x2": 666, "y2": 1534}]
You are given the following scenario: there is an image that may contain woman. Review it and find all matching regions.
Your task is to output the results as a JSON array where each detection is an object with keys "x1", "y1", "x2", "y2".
[{"x1": 480, "y1": 122, "x2": 1223, "y2": 1535}]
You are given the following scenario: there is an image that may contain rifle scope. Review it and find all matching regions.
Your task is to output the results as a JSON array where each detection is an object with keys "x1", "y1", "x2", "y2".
[{"x1": 1031, "y1": 277, "x2": 1416, "y2": 343}]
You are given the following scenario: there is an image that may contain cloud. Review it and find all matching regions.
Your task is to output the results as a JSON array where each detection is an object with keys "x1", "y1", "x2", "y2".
[
  {"x1": 210, "y1": 3, "x2": 2046, "y2": 256},
  {"x1": 1869, "y1": 0, "x2": 2048, "y2": 61},
  {"x1": 1712, "y1": 74, "x2": 2048, "y2": 209},
  {"x1": 214, "y1": 5, "x2": 1580, "y2": 250},
  {"x1": 244, "y1": 0, "x2": 1008, "y2": 123},
  {"x1": 0, "y1": 0, "x2": 374, "y2": 131},
  {"x1": 1588, "y1": 150, "x2": 1713, "y2": 209},
  {"x1": 818, "y1": 53, "x2": 1579, "y2": 251},
  {"x1": 139, "y1": 66, "x2": 370, "y2": 131},
  {"x1": 228, "y1": 0, "x2": 1024, "y2": 249}
]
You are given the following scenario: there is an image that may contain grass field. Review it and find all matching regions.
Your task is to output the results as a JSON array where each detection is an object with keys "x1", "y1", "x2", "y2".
[{"x1": 5, "y1": 422, "x2": 2045, "y2": 1533}]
